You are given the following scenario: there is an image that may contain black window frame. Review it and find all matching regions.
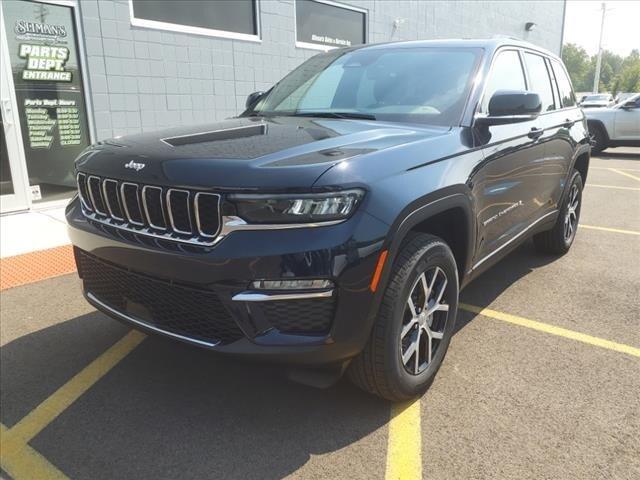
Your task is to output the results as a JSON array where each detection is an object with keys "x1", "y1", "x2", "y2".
[
  {"x1": 522, "y1": 51, "x2": 558, "y2": 113},
  {"x1": 544, "y1": 57, "x2": 562, "y2": 111},
  {"x1": 549, "y1": 58, "x2": 577, "y2": 109},
  {"x1": 477, "y1": 48, "x2": 529, "y2": 115}
]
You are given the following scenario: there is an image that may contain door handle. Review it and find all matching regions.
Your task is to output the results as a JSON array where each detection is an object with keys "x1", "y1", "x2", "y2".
[
  {"x1": 528, "y1": 127, "x2": 543, "y2": 139},
  {"x1": 563, "y1": 118, "x2": 575, "y2": 128},
  {"x1": 1, "y1": 99, "x2": 13, "y2": 127}
]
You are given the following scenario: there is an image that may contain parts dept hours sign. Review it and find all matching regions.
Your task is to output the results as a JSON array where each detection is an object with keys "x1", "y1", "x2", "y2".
[{"x1": 3, "y1": 0, "x2": 91, "y2": 190}]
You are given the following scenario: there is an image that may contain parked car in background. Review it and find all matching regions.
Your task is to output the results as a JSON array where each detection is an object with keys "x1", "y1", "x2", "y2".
[
  {"x1": 584, "y1": 93, "x2": 640, "y2": 153},
  {"x1": 67, "y1": 39, "x2": 590, "y2": 401},
  {"x1": 579, "y1": 93, "x2": 615, "y2": 108}
]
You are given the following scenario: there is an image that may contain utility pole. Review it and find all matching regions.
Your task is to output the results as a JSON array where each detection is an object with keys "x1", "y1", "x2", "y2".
[{"x1": 593, "y1": 2, "x2": 606, "y2": 93}]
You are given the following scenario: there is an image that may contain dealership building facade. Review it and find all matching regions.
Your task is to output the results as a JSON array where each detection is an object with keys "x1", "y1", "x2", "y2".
[{"x1": 1, "y1": 0, "x2": 566, "y2": 212}]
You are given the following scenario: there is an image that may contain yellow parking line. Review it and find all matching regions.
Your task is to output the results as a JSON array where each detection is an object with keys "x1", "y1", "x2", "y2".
[
  {"x1": 591, "y1": 166, "x2": 640, "y2": 172},
  {"x1": 581, "y1": 224, "x2": 640, "y2": 236},
  {"x1": 386, "y1": 398, "x2": 422, "y2": 480},
  {"x1": 609, "y1": 168, "x2": 640, "y2": 182},
  {"x1": 0, "y1": 423, "x2": 68, "y2": 480},
  {"x1": 460, "y1": 303, "x2": 640, "y2": 357},
  {"x1": 5, "y1": 330, "x2": 146, "y2": 445},
  {"x1": 586, "y1": 183, "x2": 640, "y2": 191}
]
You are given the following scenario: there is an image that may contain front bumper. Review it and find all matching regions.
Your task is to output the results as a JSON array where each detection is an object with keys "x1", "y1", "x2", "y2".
[{"x1": 67, "y1": 198, "x2": 389, "y2": 365}]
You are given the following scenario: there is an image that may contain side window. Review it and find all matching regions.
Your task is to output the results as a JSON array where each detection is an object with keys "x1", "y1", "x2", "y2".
[
  {"x1": 481, "y1": 50, "x2": 526, "y2": 113},
  {"x1": 551, "y1": 60, "x2": 576, "y2": 108},
  {"x1": 523, "y1": 53, "x2": 555, "y2": 112}
]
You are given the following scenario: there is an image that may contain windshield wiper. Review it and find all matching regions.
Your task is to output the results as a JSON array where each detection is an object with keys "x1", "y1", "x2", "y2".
[{"x1": 291, "y1": 111, "x2": 377, "y2": 120}]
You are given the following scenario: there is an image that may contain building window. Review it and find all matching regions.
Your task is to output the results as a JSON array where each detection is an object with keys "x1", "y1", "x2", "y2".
[
  {"x1": 129, "y1": 0, "x2": 259, "y2": 41},
  {"x1": 295, "y1": 0, "x2": 367, "y2": 51}
]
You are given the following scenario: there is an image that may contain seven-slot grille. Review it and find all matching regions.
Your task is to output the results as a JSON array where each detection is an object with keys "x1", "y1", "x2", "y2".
[{"x1": 77, "y1": 172, "x2": 221, "y2": 245}]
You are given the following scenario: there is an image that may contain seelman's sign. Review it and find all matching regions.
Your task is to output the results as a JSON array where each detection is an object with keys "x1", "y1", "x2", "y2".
[
  {"x1": 14, "y1": 18, "x2": 72, "y2": 81},
  {"x1": 14, "y1": 20, "x2": 67, "y2": 40}
]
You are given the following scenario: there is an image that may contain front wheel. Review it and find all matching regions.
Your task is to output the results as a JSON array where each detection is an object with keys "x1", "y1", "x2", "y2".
[
  {"x1": 347, "y1": 234, "x2": 459, "y2": 401},
  {"x1": 589, "y1": 124, "x2": 607, "y2": 154},
  {"x1": 533, "y1": 170, "x2": 583, "y2": 255}
]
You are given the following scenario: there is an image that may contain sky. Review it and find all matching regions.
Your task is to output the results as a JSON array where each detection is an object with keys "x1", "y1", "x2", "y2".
[{"x1": 563, "y1": 1, "x2": 640, "y2": 57}]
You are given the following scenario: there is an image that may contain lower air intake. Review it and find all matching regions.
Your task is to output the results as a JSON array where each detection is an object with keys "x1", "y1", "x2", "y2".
[{"x1": 76, "y1": 249, "x2": 244, "y2": 345}]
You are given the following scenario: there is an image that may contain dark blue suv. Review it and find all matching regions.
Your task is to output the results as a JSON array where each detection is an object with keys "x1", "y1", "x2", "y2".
[{"x1": 67, "y1": 39, "x2": 590, "y2": 401}]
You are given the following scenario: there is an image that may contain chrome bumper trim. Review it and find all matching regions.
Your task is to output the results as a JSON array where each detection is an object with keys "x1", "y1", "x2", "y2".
[
  {"x1": 232, "y1": 290, "x2": 334, "y2": 302},
  {"x1": 86, "y1": 292, "x2": 221, "y2": 347}
]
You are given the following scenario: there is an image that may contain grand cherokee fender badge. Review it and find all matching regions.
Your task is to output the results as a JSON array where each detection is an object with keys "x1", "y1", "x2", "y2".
[
  {"x1": 482, "y1": 200, "x2": 524, "y2": 226},
  {"x1": 124, "y1": 160, "x2": 145, "y2": 171}
]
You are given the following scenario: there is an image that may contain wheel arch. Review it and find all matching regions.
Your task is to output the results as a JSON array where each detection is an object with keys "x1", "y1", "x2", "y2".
[
  {"x1": 586, "y1": 118, "x2": 610, "y2": 142},
  {"x1": 572, "y1": 150, "x2": 590, "y2": 184},
  {"x1": 566, "y1": 142, "x2": 591, "y2": 191},
  {"x1": 373, "y1": 187, "x2": 476, "y2": 301}
]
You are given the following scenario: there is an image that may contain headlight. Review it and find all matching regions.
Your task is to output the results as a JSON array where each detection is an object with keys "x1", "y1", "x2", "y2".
[{"x1": 226, "y1": 189, "x2": 364, "y2": 224}]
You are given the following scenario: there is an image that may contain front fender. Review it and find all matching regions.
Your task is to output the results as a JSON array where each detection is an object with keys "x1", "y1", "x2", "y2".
[{"x1": 363, "y1": 186, "x2": 476, "y2": 330}]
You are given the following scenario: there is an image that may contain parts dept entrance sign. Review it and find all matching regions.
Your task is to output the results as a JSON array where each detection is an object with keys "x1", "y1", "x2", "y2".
[
  {"x1": 3, "y1": 0, "x2": 91, "y2": 190},
  {"x1": 19, "y1": 44, "x2": 72, "y2": 82}
]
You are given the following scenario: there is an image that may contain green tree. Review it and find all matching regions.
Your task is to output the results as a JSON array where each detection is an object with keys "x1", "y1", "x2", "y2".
[
  {"x1": 563, "y1": 44, "x2": 640, "y2": 94},
  {"x1": 562, "y1": 43, "x2": 590, "y2": 91}
]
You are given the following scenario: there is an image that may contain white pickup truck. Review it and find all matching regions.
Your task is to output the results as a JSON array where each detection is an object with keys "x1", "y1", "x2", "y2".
[{"x1": 583, "y1": 93, "x2": 640, "y2": 153}]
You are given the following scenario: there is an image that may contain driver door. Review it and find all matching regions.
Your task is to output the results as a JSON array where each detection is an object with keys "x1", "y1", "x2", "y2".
[
  {"x1": 614, "y1": 96, "x2": 640, "y2": 140},
  {"x1": 471, "y1": 49, "x2": 548, "y2": 268}
]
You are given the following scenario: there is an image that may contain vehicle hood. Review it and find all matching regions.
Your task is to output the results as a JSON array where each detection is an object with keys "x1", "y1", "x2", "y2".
[
  {"x1": 583, "y1": 107, "x2": 616, "y2": 119},
  {"x1": 75, "y1": 116, "x2": 448, "y2": 190}
]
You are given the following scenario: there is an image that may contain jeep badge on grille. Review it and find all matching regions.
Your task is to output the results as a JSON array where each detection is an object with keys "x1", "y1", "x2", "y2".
[{"x1": 124, "y1": 160, "x2": 145, "y2": 171}]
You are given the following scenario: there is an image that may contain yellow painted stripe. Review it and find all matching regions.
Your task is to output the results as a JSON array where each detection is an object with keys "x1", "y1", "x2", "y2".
[
  {"x1": 5, "y1": 330, "x2": 146, "y2": 445},
  {"x1": 386, "y1": 398, "x2": 422, "y2": 480},
  {"x1": 460, "y1": 303, "x2": 640, "y2": 357},
  {"x1": 581, "y1": 224, "x2": 640, "y2": 236},
  {"x1": 609, "y1": 168, "x2": 640, "y2": 182},
  {"x1": 591, "y1": 166, "x2": 640, "y2": 172},
  {"x1": 0, "y1": 423, "x2": 68, "y2": 480},
  {"x1": 586, "y1": 183, "x2": 640, "y2": 191}
]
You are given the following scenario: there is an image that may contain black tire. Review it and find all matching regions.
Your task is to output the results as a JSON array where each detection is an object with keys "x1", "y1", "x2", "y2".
[
  {"x1": 589, "y1": 123, "x2": 607, "y2": 154},
  {"x1": 533, "y1": 169, "x2": 583, "y2": 255},
  {"x1": 347, "y1": 234, "x2": 459, "y2": 402}
]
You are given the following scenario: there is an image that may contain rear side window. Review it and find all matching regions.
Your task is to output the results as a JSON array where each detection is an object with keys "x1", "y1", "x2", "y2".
[
  {"x1": 551, "y1": 60, "x2": 576, "y2": 108},
  {"x1": 523, "y1": 53, "x2": 555, "y2": 112},
  {"x1": 481, "y1": 50, "x2": 526, "y2": 113}
]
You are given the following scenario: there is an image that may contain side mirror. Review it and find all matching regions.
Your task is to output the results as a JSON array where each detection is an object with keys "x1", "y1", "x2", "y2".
[
  {"x1": 246, "y1": 91, "x2": 265, "y2": 109},
  {"x1": 476, "y1": 90, "x2": 542, "y2": 126}
]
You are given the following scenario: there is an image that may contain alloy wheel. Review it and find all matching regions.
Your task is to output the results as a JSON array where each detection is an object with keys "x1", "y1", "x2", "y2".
[
  {"x1": 564, "y1": 183, "x2": 580, "y2": 242},
  {"x1": 400, "y1": 266, "x2": 450, "y2": 375}
]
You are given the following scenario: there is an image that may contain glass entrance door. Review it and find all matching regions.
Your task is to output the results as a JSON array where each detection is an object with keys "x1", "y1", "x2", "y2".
[
  {"x1": 1, "y1": 0, "x2": 92, "y2": 210},
  {"x1": 1, "y1": 14, "x2": 29, "y2": 213}
]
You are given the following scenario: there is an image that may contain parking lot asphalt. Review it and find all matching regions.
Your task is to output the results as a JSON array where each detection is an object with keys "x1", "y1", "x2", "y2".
[{"x1": 1, "y1": 148, "x2": 639, "y2": 480}]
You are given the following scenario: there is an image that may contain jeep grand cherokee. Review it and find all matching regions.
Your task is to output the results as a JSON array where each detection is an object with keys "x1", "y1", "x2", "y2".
[{"x1": 67, "y1": 39, "x2": 591, "y2": 401}]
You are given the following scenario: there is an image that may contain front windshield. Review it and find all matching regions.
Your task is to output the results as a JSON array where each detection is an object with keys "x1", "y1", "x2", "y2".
[
  {"x1": 615, "y1": 93, "x2": 640, "y2": 107},
  {"x1": 252, "y1": 47, "x2": 482, "y2": 127}
]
